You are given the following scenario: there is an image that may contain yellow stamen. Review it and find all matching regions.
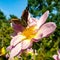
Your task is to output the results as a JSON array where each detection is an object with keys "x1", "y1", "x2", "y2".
[{"x1": 22, "y1": 26, "x2": 36, "y2": 39}]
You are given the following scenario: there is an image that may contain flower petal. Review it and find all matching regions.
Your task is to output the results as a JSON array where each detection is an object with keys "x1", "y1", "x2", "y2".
[
  {"x1": 21, "y1": 39, "x2": 33, "y2": 50},
  {"x1": 53, "y1": 55, "x2": 58, "y2": 60},
  {"x1": 26, "y1": 48, "x2": 34, "y2": 55},
  {"x1": 10, "y1": 42, "x2": 22, "y2": 58},
  {"x1": 36, "y1": 11, "x2": 49, "y2": 29},
  {"x1": 6, "y1": 53, "x2": 9, "y2": 58},
  {"x1": 57, "y1": 50, "x2": 60, "y2": 55},
  {"x1": 10, "y1": 39, "x2": 32, "y2": 58},
  {"x1": 57, "y1": 50, "x2": 60, "y2": 59},
  {"x1": 28, "y1": 12, "x2": 31, "y2": 20},
  {"x1": 28, "y1": 18, "x2": 37, "y2": 27},
  {"x1": 10, "y1": 35, "x2": 26, "y2": 46},
  {"x1": 33, "y1": 22, "x2": 56, "y2": 42},
  {"x1": 6, "y1": 46, "x2": 13, "y2": 51},
  {"x1": 11, "y1": 22, "x2": 24, "y2": 33},
  {"x1": 27, "y1": 13, "x2": 37, "y2": 27}
]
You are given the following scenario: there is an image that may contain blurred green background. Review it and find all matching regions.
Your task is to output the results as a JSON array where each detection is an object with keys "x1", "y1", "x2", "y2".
[{"x1": 0, "y1": 0, "x2": 60, "y2": 60}]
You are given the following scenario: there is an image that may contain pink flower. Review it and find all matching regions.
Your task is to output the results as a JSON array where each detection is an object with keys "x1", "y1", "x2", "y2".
[
  {"x1": 6, "y1": 53, "x2": 9, "y2": 58},
  {"x1": 26, "y1": 48, "x2": 34, "y2": 55},
  {"x1": 53, "y1": 50, "x2": 60, "y2": 60},
  {"x1": 7, "y1": 11, "x2": 56, "y2": 58},
  {"x1": 26, "y1": 48, "x2": 37, "y2": 55}
]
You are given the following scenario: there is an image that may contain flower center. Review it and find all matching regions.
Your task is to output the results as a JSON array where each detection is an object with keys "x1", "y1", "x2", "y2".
[{"x1": 22, "y1": 26, "x2": 36, "y2": 39}]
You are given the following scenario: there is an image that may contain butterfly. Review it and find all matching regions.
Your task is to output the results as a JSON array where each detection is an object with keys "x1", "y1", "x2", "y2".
[{"x1": 10, "y1": 7, "x2": 29, "y2": 27}]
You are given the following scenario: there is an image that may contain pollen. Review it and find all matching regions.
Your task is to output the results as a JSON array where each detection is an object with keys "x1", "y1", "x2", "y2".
[{"x1": 22, "y1": 26, "x2": 36, "y2": 39}]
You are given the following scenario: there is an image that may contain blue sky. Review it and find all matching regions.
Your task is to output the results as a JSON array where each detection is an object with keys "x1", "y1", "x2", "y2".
[{"x1": 0, "y1": 0, "x2": 27, "y2": 18}]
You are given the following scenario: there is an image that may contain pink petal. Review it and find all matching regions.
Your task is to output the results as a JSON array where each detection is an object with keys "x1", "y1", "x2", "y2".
[
  {"x1": 10, "y1": 35, "x2": 20, "y2": 46},
  {"x1": 58, "y1": 55, "x2": 60, "y2": 60},
  {"x1": 11, "y1": 22, "x2": 24, "y2": 33},
  {"x1": 26, "y1": 48, "x2": 34, "y2": 55},
  {"x1": 28, "y1": 13, "x2": 31, "y2": 20},
  {"x1": 10, "y1": 42, "x2": 22, "y2": 58},
  {"x1": 21, "y1": 39, "x2": 33, "y2": 50},
  {"x1": 27, "y1": 13, "x2": 37, "y2": 27},
  {"x1": 6, "y1": 53, "x2": 9, "y2": 58},
  {"x1": 6, "y1": 46, "x2": 13, "y2": 51},
  {"x1": 10, "y1": 39, "x2": 32, "y2": 58},
  {"x1": 26, "y1": 48, "x2": 33, "y2": 53},
  {"x1": 10, "y1": 35, "x2": 26, "y2": 46},
  {"x1": 57, "y1": 50, "x2": 60, "y2": 59},
  {"x1": 36, "y1": 11, "x2": 49, "y2": 29},
  {"x1": 33, "y1": 22, "x2": 56, "y2": 42},
  {"x1": 53, "y1": 55, "x2": 58, "y2": 60},
  {"x1": 28, "y1": 18, "x2": 38, "y2": 27},
  {"x1": 57, "y1": 50, "x2": 60, "y2": 55}
]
